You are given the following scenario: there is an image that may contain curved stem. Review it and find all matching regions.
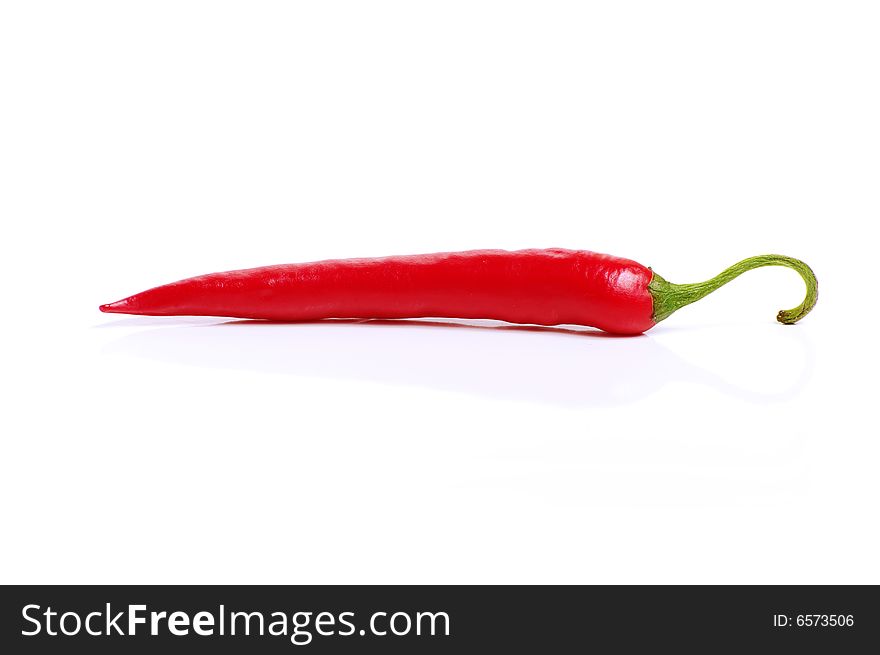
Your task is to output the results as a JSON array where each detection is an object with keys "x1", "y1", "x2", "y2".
[{"x1": 649, "y1": 255, "x2": 818, "y2": 325}]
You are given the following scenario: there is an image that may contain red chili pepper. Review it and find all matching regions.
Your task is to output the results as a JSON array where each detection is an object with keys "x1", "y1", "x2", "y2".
[{"x1": 99, "y1": 249, "x2": 817, "y2": 335}]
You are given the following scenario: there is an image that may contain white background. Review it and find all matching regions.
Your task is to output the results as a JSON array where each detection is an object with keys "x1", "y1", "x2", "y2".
[{"x1": 1, "y1": 2, "x2": 878, "y2": 584}]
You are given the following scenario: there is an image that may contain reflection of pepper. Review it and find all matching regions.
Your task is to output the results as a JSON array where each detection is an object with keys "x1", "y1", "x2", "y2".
[{"x1": 100, "y1": 249, "x2": 817, "y2": 335}]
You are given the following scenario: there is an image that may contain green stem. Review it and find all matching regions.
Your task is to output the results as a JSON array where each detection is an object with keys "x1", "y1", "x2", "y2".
[{"x1": 649, "y1": 255, "x2": 818, "y2": 325}]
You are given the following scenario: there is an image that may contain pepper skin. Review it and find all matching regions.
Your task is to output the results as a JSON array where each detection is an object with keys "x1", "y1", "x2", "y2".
[
  {"x1": 100, "y1": 249, "x2": 817, "y2": 334},
  {"x1": 100, "y1": 249, "x2": 656, "y2": 334}
]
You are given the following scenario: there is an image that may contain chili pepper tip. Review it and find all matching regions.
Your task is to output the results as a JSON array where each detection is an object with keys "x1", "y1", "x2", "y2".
[{"x1": 99, "y1": 300, "x2": 131, "y2": 314}]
